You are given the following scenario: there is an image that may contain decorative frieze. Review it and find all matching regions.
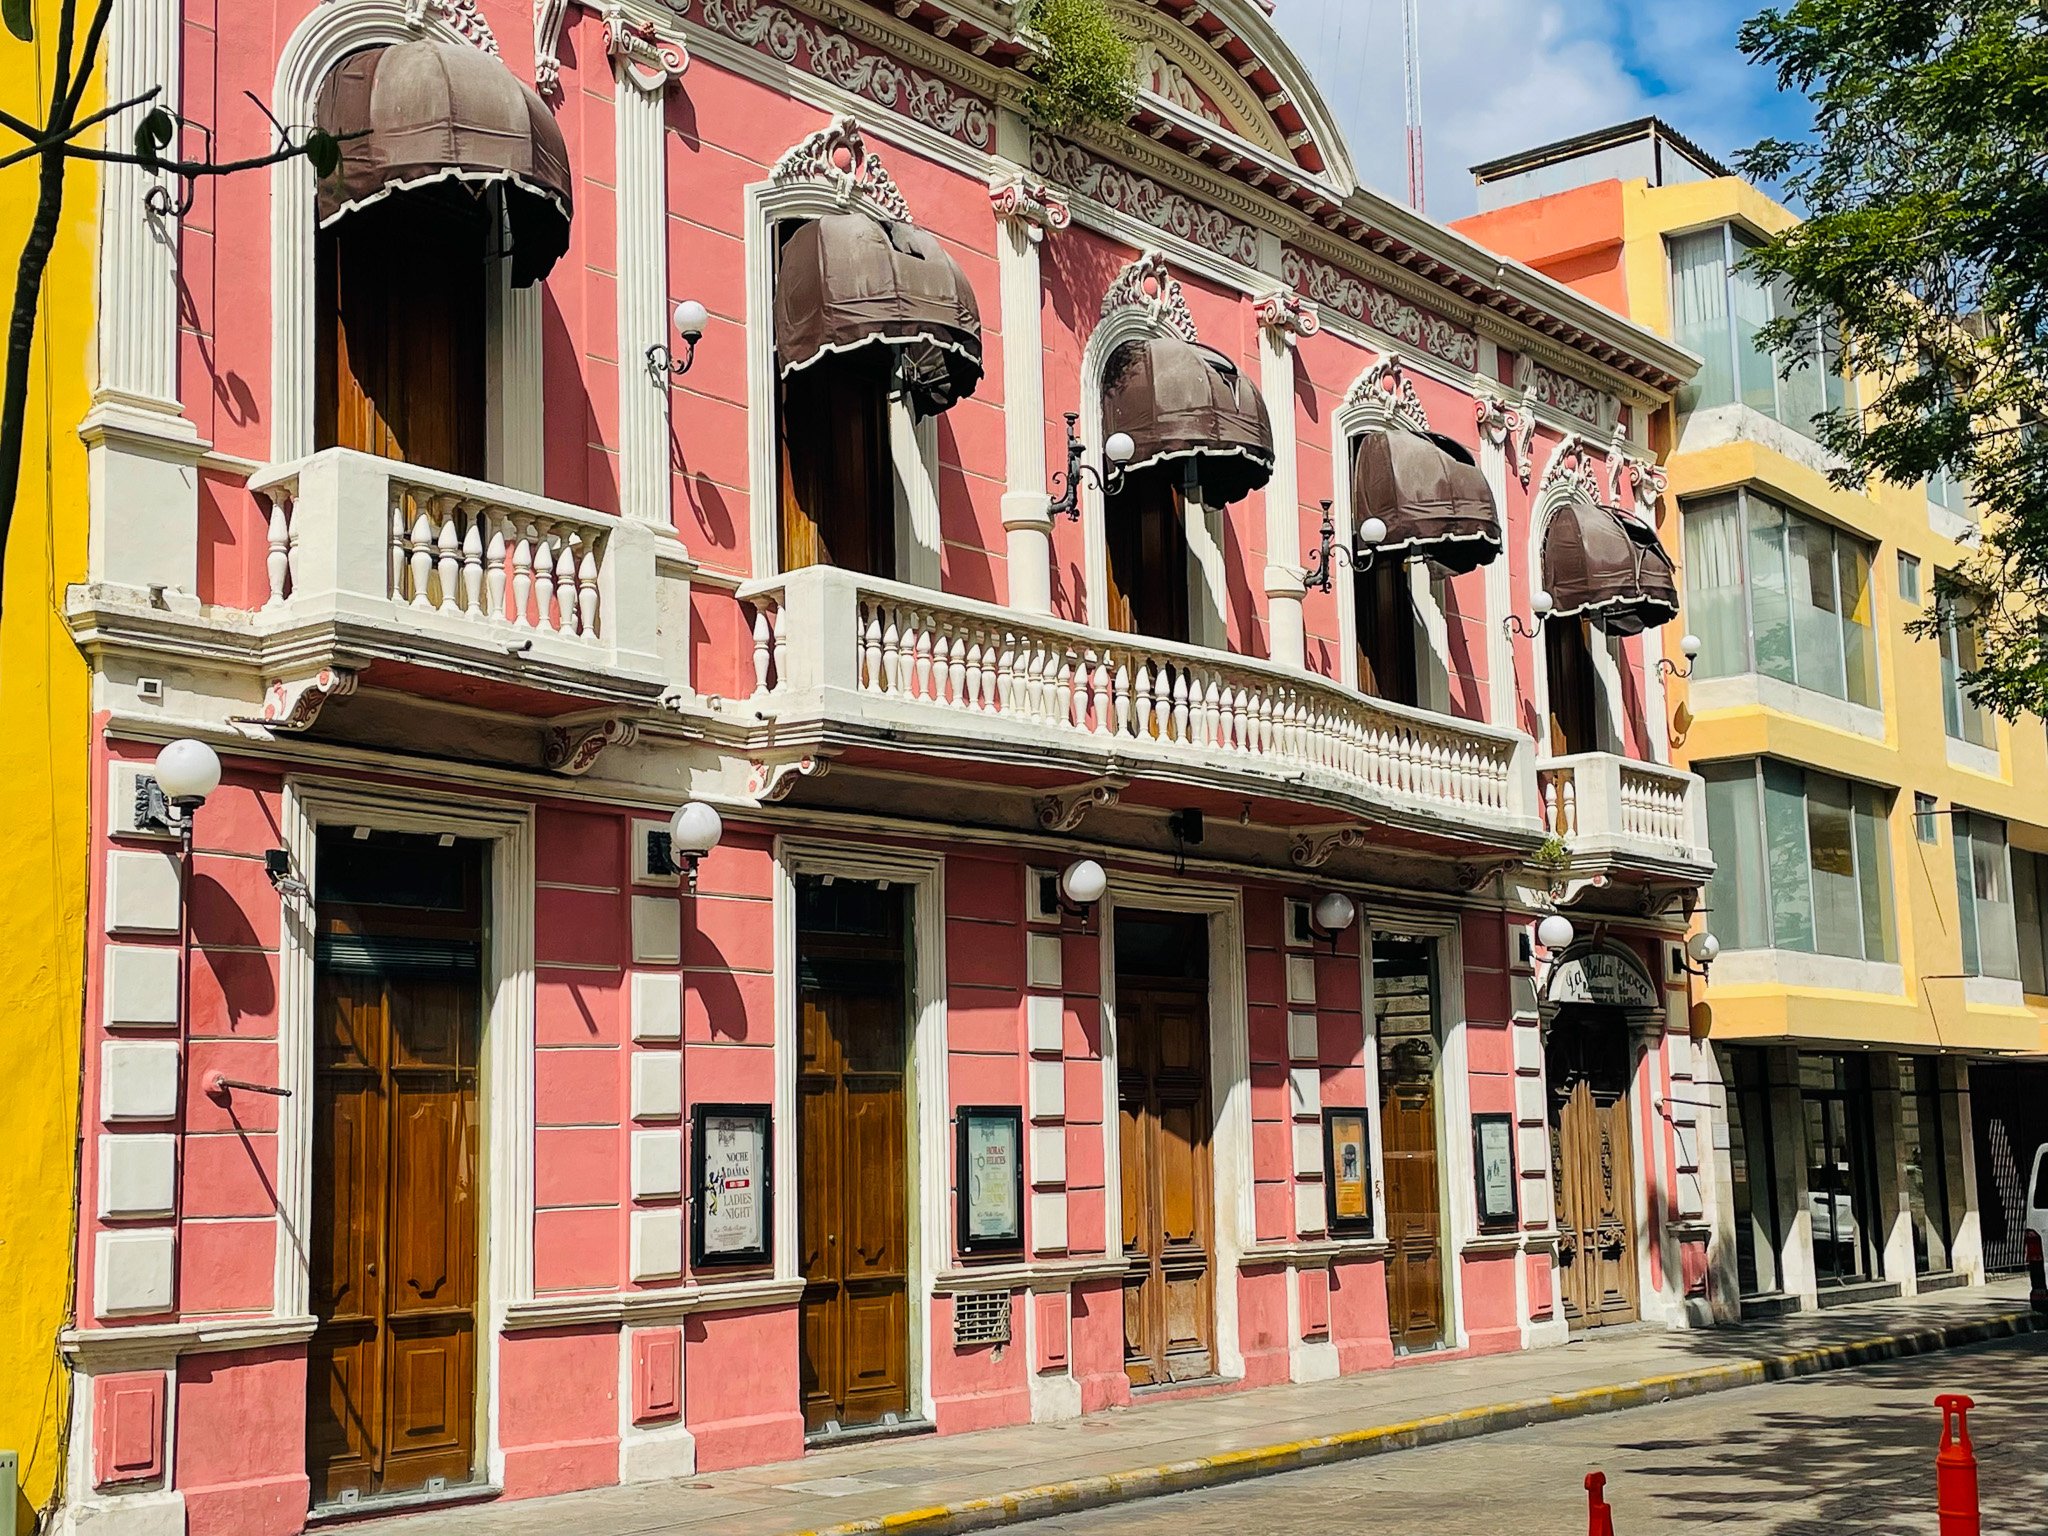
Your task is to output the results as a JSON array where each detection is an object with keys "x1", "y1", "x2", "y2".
[
  {"x1": 1100, "y1": 250, "x2": 1199, "y2": 345},
  {"x1": 1520, "y1": 357, "x2": 1606, "y2": 425},
  {"x1": 1032, "y1": 136, "x2": 1261, "y2": 265},
  {"x1": 694, "y1": 0, "x2": 994, "y2": 149},
  {"x1": 1279, "y1": 248, "x2": 1479, "y2": 371}
]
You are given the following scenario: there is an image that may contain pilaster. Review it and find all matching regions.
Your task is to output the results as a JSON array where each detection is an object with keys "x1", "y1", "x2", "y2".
[
  {"x1": 989, "y1": 155, "x2": 1066, "y2": 615},
  {"x1": 1255, "y1": 289, "x2": 1314, "y2": 669},
  {"x1": 96, "y1": 0, "x2": 182, "y2": 413}
]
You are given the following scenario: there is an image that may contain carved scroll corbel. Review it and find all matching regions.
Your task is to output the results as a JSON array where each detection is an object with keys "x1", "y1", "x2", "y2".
[
  {"x1": 748, "y1": 754, "x2": 831, "y2": 803},
  {"x1": 545, "y1": 717, "x2": 640, "y2": 775},
  {"x1": 1290, "y1": 825, "x2": 1367, "y2": 869},
  {"x1": 257, "y1": 666, "x2": 359, "y2": 733},
  {"x1": 1035, "y1": 777, "x2": 1126, "y2": 833}
]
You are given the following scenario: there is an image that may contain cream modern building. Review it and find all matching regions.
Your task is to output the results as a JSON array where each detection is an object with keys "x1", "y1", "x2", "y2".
[{"x1": 1462, "y1": 118, "x2": 2048, "y2": 1316}]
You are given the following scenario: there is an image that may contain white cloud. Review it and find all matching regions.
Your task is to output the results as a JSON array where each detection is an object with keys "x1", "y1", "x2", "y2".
[{"x1": 1265, "y1": 0, "x2": 1790, "y2": 218}]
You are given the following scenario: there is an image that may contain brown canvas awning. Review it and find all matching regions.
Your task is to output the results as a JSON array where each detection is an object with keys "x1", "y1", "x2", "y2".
[
  {"x1": 1102, "y1": 336, "x2": 1273, "y2": 505},
  {"x1": 774, "y1": 213, "x2": 983, "y2": 416},
  {"x1": 1541, "y1": 500, "x2": 1679, "y2": 635},
  {"x1": 315, "y1": 41, "x2": 572, "y2": 288},
  {"x1": 1352, "y1": 428, "x2": 1500, "y2": 573}
]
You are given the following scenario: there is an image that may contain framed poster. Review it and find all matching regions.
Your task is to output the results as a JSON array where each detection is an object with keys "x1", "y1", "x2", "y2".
[
  {"x1": 691, "y1": 1104, "x2": 772, "y2": 1267},
  {"x1": 1473, "y1": 1112, "x2": 1518, "y2": 1232},
  {"x1": 1323, "y1": 1108, "x2": 1373, "y2": 1235},
  {"x1": 955, "y1": 1106, "x2": 1024, "y2": 1255}
]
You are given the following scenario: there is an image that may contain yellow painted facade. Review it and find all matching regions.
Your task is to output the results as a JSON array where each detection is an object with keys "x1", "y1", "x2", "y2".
[
  {"x1": 1, "y1": 7, "x2": 97, "y2": 1528},
  {"x1": 1613, "y1": 175, "x2": 2048, "y2": 1059}
]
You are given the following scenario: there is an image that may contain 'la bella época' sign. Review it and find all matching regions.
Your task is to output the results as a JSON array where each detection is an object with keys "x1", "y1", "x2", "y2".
[{"x1": 1546, "y1": 946, "x2": 1660, "y2": 1010}]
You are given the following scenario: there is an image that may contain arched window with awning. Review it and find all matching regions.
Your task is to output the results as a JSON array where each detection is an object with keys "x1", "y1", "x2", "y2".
[
  {"x1": 1539, "y1": 496, "x2": 1677, "y2": 755},
  {"x1": 313, "y1": 40, "x2": 571, "y2": 477},
  {"x1": 1098, "y1": 331, "x2": 1273, "y2": 643},
  {"x1": 772, "y1": 210, "x2": 983, "y2": 577}
]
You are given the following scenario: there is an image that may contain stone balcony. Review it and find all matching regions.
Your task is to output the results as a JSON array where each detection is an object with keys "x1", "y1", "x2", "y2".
[
  {"x1": 737, "y1": 564, "x2": 1542, "y2": 850},
  {"x1": 231, "y1": 449, "x2": 684, "y2": 715},
  {"x1": 1535, "y1": 751, "x2": 1713, "y2": 893}
]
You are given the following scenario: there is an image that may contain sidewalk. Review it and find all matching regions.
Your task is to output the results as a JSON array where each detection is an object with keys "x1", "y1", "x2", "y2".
[{"x1": 362, "y1": 1279, "x2": 2040, "y2": 1536}]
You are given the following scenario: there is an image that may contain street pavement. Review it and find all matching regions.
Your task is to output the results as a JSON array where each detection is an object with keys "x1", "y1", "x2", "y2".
[{"x1": 1012, "y1": 1333, "x2": 2048, "y2": 1535}]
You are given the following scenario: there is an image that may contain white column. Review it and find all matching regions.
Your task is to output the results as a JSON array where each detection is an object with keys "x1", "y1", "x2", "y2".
[
  {"x1": 611, "y1": 35, "x2": 680, "y2": 525},
  {"x1": 488, "y1": 274, "x2": 547, "y2": 495},
  {"x1": 96, "y1": 0, "x2": 181, "y2": 411},
  {"x1": 1475, "y1": 347, "x2": 1520, "y2": 729},
  {"x1": 1255, "y1": 292, "x2": 1312, "y2": 669},
  {"x1": 990, "y1": 153, "x2": 1064, "y2": 615}
]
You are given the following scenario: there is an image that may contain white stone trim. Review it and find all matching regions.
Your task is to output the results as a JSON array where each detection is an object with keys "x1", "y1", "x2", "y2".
[
  {"x1": 1095, "y1": 871, "x2": 1250, "y2": 1378},
  {"x1": 772, "y1": 836, "x2": 947, "y2": 1422},
  {"x1": 277, "y1": 777, "x2": 535, "y2": 1491},
  {"x1": 95, "y1": 0, "x2": 182, "y2": 412},
  {"x1": 615, "y1": 56, "x2": 676, "y2": 525}
]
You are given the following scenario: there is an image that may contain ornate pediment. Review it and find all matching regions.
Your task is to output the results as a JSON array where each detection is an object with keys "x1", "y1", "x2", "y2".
[
  {"x1": 1342, "y1": 353, "x2": 1428, "y2": 434},
  {"x1": 772, "y1": 115, "x2": 914, "y2": 222},
  {"x1": 1101, "y1": 250, "x2": 1200, "y2": 344}
]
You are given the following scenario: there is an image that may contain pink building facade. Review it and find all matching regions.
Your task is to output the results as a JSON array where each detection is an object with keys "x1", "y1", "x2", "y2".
[{"x1": 63, "y1": 2, "x2": 1712, "y2": 1532}]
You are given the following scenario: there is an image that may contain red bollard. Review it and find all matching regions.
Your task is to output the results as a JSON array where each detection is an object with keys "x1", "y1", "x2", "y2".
[
  {"x1": 1935, "y1": 1394, "x2": 1980, "y2": 1536},
  {"x1": 1585, "y1": 1470, "x2": 1616, "y2": 1536}
]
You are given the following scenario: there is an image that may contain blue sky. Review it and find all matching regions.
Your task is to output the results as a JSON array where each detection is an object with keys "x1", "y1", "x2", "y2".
[{"x1": 1266, "y1": 0, "x2": 1814, "y2": 217}]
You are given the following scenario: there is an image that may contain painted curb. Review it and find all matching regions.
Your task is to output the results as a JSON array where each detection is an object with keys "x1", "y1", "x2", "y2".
[{"x1": 785, "y1": 1310, "x2": 2044, "y2": 1536}]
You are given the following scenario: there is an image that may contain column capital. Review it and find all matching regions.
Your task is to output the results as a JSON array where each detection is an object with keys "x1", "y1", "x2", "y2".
[
  {"x1": 988, "y1": 169, "x2": 1071, "y2": 242},
  {"x1": 605, "y1": 6, "x2": 689, "y2": 92}
]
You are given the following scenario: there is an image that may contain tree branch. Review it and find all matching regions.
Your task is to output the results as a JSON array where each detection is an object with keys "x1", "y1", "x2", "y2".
[
  {"x1": 0, "y1": 104, "x2": 42, "y2": 141},
  {"x1": 59, "y1": 139, "x2": 325, "y2": 177},
  {"x1": 61, "y1": 0, "x2": 120, "y2": 120},
  {"x1": 0, "y1": 86, "x2": 160, "y2": 172}
]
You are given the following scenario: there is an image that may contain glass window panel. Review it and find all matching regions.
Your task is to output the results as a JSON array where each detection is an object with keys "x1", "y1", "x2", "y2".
[
  {"x1": 1897, "y1": 551, "x2": 1921, "y2": 604},
  {"x1": 1839, "y1": 537, "x2": 1878, "y2": 706},
  {"x1": 1915, "y1": 793, "x2": 1941, "y2": 844},
  {"x1": 2014, "y1": 848, "x2": 2048, "y2": 997},
  {"x1": 1669, "y1": 229, "x2": 1735, "y2": 412},
  {"x1": 1764, "y1": 759, "x2": 1816, "y2": 952},
  {"x1": 1774, "y1": 282, "x2": 1828, "y2": 434},
  {"x1": 1747, "y1": 494, "x2": 1794, "y2": 684},
  {"x1": 1682, "y1": 494, "x2": 1748, "y2": 679},
  {"x1": 1733, "y1": 240, "x2": 1779, "y2": 417},
  {"x1": 1787, "y1": 514, "x2": 1846, "y2": 697},
  {"x1": 1940, "y1": 616, "x2": 1965, "y2": 739},
  {"x1": 1951, "y1": 620, "x2": 1995, "y2": 748},
  {"x1": 1822, "y1": 321, "x2": 1851, "y2": 418},
  {"x1": 1972, "y1": 817, "x2": 2020, "y2": 980},
  {"x1": 1702, "y1": 763, "x2": 1770, "y2": 951},
  {"x1": 1853, "y1": 784, "x2": 1896, "y2": 963},
  {"x1": 1806, "y1": 773, "x2": 1862, "y2": 959},
  {"x1": 1955, "y1": 816, "x2": 1982, "y2": 977}
]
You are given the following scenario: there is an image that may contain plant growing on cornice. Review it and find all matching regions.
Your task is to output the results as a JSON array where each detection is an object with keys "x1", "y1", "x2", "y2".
[
  {"x1": 1530, "y1": 834, "x2": 1572, "y2": 873},
  {"x1": 1017, "y1": 0, "x2": 1137, "y2": 136}
]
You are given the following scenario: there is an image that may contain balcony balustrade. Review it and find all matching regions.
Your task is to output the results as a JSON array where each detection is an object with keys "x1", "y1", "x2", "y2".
[
  {"x1": 1536, "y1": 751, "x2": 1711, "y2": 878},
  {"x1": 740, "y1": 564, "x2": 1539, "y2": 840},
  {"x1": 245, "y1": 449, "x2": 673, "y2": 704}
]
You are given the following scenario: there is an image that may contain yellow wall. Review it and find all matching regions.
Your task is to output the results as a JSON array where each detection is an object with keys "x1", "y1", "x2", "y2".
[
  {"x1": 1, "y1": 8, "x2": 96, "y2": 1528},
  {"x1": 1618, "y1": 176, "x2": 2048, "y2": 1058}
]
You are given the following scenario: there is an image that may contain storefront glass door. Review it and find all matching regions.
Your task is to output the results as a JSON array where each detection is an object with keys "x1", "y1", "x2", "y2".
[{"x1": 1799, "y1": 1053, "x2": 1882, "y2": 1284}]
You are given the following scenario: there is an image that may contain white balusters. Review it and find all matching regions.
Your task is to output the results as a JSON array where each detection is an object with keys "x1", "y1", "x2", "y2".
[{"x1": 263, "y1": 496, "x2": 293, "y2": 607}]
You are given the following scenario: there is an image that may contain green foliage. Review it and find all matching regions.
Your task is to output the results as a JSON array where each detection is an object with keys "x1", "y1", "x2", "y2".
[
  {"x1": 1019, "y1": 0, "x2": 1137, "y2": 136},
  {"x1": 1532, "y1": 835, "x2": 1572, "y2": 872},
  {"x1": 134, "y1": 107, "x2": 175, "y2": 168},
  {"x1": 3, "y1": 0, "x2": 31, "y2": 43},
  {"x1": 1735, "y1": 1, "x2": 2048, "y2": 719}
]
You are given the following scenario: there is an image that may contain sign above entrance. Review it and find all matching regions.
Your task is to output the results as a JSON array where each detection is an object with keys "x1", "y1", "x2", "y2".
[{"x1": 1545, "y1": 945, "x2": 1660, "y2": 1011}]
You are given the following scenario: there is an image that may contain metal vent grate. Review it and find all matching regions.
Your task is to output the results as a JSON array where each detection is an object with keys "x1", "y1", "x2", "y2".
[{"x1": 952, "y1": 1289, "x2": 1011, "y2": 1347}]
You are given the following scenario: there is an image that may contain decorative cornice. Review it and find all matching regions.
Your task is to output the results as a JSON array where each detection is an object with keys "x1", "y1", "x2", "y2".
[
  {"x1": 695, "y1": 0, "x2": 994, "y2": 149},
  {"x1": 1475, "y1": 389, "x2": 1535, "y2": 489},
  {"x1": 1032, "y1": 136, "x2": 1260, "y2": 265},
  {"x1": 987, "y1": 169, "x2": 1070, "y2": 240},
  {"x1": 1253, "y1": 286, "x2": 1318, "y2": 341},
  {"x1": 407, "y1": 0, "x2": 499, "y2": 53},
  {"x1": 604, "y1": 5, "x2": 690, "y2": 90},
  {"x1": 1279, "y1": 247, "x2": 1477, "y2": 371},
  {"x1": 1100, "y1": 250, "x2": 1200, "y2": 344},
  {"x1": 1343, "y1": 353, "x2": 1428, "y2": 434},
  {"x1": 771, "y1": 114, "x2": 914, "y2": 221}
]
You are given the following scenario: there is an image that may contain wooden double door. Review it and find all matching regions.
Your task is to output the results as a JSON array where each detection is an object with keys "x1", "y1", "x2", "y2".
[
  {"x1": 796, "y1": 878, "x2": 914, "y2": 1435},
  {"x1": 1116, "y1": 912, "x2": 1215, "y2": 1386},
  {"x1": 307, "y1": 832, "x2": 485, "y2": 1508},
  {"x1": 1547, "y1": 1007, "x2": 1640, "y2": 1329},
  {"x1": 1374, "y1": 936, "x2": 1447, "y2": 1352}
]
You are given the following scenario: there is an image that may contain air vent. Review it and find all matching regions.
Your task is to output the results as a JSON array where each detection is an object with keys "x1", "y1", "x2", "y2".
[{"x1": 952, "y1": 1289, "x2": 1011, "y2": 1347}]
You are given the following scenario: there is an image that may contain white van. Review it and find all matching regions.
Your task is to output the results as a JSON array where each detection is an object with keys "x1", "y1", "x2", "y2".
[{"x1": 2027, "y1": 1143, "x2": 2047, "y2": 1313}]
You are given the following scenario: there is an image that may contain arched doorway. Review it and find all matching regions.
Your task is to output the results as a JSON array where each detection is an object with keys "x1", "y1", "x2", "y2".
[{"x1": 1543, "y1": 943, "x2": 1658, "y2": 1330}]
